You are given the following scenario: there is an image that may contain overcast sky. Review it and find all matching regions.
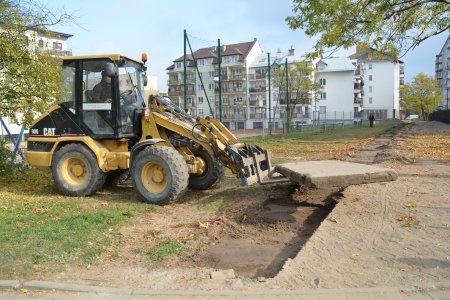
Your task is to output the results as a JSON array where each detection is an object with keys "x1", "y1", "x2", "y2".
[{"x1": 44, "y1": 0, "x2": 448, "y2": 90}]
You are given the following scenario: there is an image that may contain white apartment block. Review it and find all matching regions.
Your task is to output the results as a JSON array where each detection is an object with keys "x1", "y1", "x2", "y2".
[
  {"x1": 435, "y1": 34, "x2": 450, "y2": 109},
  {"x1": 1, "y1": 29, "x2": 73, "y2": 137},
  {"x1": 352, "y1": 49, "x2": 404, "y2": 119},
  {"x1": 315, "y1": 57, "x2": 359, "y2": 122},
  {"x1": 248, "y1": 49, "x2": 312, "y2": 129}
]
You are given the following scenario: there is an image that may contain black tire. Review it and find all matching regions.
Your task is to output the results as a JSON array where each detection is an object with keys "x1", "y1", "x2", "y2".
[
  {"x1": 132, "y1": 146, "x2": 188, "y2": 205},
  {"x1": 188, "y1": 149, "x2": 225, "y2": 190},
  {"x1": 52, "y1": 143, "x2": 106, "y2": 196}
]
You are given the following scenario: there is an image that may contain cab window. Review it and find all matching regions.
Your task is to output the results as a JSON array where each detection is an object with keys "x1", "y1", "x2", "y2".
[{"x1": 81, "y1": 60, "x2": 114, "y2": 135}]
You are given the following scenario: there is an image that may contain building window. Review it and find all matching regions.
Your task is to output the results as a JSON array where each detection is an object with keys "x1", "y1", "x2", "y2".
[
  {"x1": 209, "y1": 71, "x2": 214, "y2": 78},
  {"x1": 198, "y1": 97, "x2": 204, "y2": 104},
  {"x1": 369, "y1": 75, "x2": 372, "y2": 81},
  {"x1": 176, "y1": 62, "x2": 181, "y2": 69},
  {"x1": 38, "y1": 40, "x2": 44, "y2": 48},
  {"x1": 369, "y1": 64, "x2": 372, "y2": 70},
  {"x1": 53, "y1": 42, "x2": 62, "y2": 50},
  {"x1": 369, "y1": 97, "x2": 373, "y2": 104},
  {"x1": 198, "y1": 109, "x2": 204, "y2": 116},
  {"x1": 319, "y1": 106, "x2": 326, "y2": 113},
  {"x1": 321, "y1": 92, "x2": 326, "y2": 100},
  {"x1": 319, "y1": 78, "x2": 326, "y2": 85},
  {"x1": 209, "y1": 83, "x2": 214, "y2": 91},
  {"x1": 369, "y1": 86, "x2": 373, "y2": 93}
]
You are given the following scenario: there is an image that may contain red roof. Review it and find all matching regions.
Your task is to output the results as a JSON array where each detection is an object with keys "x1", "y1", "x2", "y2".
[{"x1": 170, "y1": 40, "x2": 257, "y2": 66}]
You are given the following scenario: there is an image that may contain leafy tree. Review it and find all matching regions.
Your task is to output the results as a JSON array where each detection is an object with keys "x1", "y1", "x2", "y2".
[
  {"x1": 401, "y1": 73, "x2": 443, "y2": 120},
  {"x1": 0, "y1": 0, "x2": 73, "y2": 127},
  {"x1": 286, "y1": 0, "x2": 450, "y2": 58},
  {"x1": 272, "y1": 60, "x2": 322, "y2": 128}
]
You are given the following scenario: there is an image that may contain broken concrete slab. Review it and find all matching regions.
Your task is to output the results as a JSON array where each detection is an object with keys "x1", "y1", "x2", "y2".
[{"x1": 275, "y1": 160, "x2": 397, "y2": 188}]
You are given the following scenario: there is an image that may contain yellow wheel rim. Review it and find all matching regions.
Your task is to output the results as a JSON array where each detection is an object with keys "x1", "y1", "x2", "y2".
[
  {"x1": 141, "y1": 161, "x2": 168, "y2": 194},
  {"x1": 61, "y1": 156, "x2": 89, "y2": 186},
  {"x1": 195, "y1": 156, "x2": 206, "y2": 176}
]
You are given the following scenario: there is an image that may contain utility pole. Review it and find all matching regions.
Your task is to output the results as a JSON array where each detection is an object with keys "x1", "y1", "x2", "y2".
[
  {"x1": 268, "y1": 52, "x2": 271, "y2": 135},
  {"x1": 285, "y1": 58, "x2": 289, "y2": 133},
  {"x1": 218, "y1": 39, "x2": 222, "y2": 122},
  {"x1": 183, "y1": 29, "x2": 187, "y2": 110}
]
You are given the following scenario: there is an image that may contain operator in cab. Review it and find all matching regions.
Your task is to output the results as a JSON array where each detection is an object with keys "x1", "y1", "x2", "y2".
[{"x1": 93, "y1": 70, "x2": 112, "y2": 103}]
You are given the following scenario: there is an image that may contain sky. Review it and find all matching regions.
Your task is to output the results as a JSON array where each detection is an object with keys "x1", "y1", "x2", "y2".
[{"x1": 44, "y1": 0, "x2": 449, "y2": 91}]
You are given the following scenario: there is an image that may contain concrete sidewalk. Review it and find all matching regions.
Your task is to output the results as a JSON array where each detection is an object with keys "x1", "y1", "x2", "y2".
[{"x1": 1, "y1": 280, "x2": 450, "y2": 299}]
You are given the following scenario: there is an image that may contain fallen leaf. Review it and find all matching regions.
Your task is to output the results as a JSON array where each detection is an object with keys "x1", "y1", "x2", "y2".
[{"x1": 329, "y1": 216, "x2": 338, "y2": 223}]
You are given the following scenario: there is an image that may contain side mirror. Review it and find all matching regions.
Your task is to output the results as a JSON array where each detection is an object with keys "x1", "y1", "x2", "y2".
[
  {"x1": 104, "y1": 62, "x2": 118, "y2": 77},
  {"x1": 142, "y1": 74, "x2": 148, "y2": 87}
]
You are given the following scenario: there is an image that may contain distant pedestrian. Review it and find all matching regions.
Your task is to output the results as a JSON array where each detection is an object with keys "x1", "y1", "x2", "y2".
[{"x1": 369, "y1": 113, "x2": 375, "y2": 127}]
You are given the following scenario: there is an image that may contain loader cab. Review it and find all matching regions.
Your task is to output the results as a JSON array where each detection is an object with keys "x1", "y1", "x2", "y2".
[{"x1": 59, "y1": 55, "x2": 147, "y2": 139}]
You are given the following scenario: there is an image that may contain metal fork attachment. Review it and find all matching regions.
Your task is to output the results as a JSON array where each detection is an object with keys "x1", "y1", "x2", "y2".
[{"x1": 226, "y1": 144, "x2": 290, "y2": 186}]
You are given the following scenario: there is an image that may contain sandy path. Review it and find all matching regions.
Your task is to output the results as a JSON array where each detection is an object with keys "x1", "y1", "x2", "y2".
[{"x1": 272, "y1": 123, "x2": 450, "y2": 289}]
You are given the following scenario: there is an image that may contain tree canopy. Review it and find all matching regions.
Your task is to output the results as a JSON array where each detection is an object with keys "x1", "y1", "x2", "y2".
[
  {"x1": 0, "y1": 0, "x2": 73, "y2": 127},
  {"x1": 401, "y1": 73, "x2": 443, "y2": 120},
  {"x1": 271, "y1": 60, "x2": 321, "y2": 126},
  {"x1": 286, "y1": 0, "x2": 450, "y2": 58}
]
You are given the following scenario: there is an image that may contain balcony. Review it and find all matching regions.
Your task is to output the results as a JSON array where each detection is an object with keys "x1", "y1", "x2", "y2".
[
  {"x1": 167, "y1": 78, "x2": 196, "y2": 85},
  {"x1": 354, "y1": 83, "x2": 364, "y2": 90},
  {"x1": 249, "y1": 87, "x2": 266, "y2": 93},
  {"x1": 248, "y1": 74, "x2": 267, "y2": 80},
  {"x1": 215, "y1": 87, "x2": 246, "y2": 94},
  {"x1": 225, "y1": 74, "x2": 245, "y2": 81},
  {"x1": 223, "y1": 114, "x2": 246, "y2": 120},
  {"x1": 249, "y1": 100, "x2": 266, "y2": 107},
  {"x1": 250, "y1": 113, "x2": 264, "y2": 119},
  {"x1": 168, "y1": 90, "x2": 196, "y2": 96},
  {"x1": 38, "y1": 48, "x2": 72, "y2": 56}
]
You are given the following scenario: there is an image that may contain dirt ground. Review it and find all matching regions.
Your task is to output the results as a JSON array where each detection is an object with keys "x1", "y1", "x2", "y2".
[{"x1": 41, "y1": 121, "x2": 450, "y2": 290}]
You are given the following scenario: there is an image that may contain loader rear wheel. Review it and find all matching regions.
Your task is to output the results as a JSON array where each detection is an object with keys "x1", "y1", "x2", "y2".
[
  {"x1": 133, "y1": 146, "x2": 188, "y2": 205},
  {"x1": 52, "y1": 144, "x2": 106, "y2": 196},
  {"x1": 188, "y1": 149, "x2": 225, "y2": 190}
]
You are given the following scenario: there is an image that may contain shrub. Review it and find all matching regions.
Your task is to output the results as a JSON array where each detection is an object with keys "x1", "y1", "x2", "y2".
[{"x1": 0, "y1": 139, "x2": 14, "y2": 176}]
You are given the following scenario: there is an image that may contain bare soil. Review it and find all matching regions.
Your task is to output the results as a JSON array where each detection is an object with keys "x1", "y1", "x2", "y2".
[{"x1": 41, "y1": 121, "x2": 450, "y2": 290}]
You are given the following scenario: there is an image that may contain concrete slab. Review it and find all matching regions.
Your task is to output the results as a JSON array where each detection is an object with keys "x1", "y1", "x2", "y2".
[{"x1": 275, "y1": 160, "x2": 397, "y2": 188}]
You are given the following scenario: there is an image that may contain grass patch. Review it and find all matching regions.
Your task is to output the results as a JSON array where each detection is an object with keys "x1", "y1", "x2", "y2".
[
  {"x1": 149, "y1": 239, "x2": 185, "y2": 261},
  {"x1": 241, "y1": 121, "x2": 398, "y2": 163},
  {"x1": 0, "y1": 168, "x2": 152, "y2": 278}
]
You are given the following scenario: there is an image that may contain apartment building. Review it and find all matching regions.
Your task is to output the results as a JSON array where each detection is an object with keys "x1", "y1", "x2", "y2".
[
  {"x1": 28, "y1": 29, "x2": 73, "y2": 56},
  {"x1": 314, "y1": 57, "x2": 360, "y2": 122},
  {"x1": 435, "y1": 34, "x2": 450, "y2": 109},
  {"x1": 352, "y1": 48, "x2": 404, "y2": 119},
  {"x1": 248, "y1": 49, "x2": 314, "y2": 129},
  {"x1": 166, "y1": 39, "x2": 262, "y2": 129},
  {"x1": 166, "y1": 41, "x2": 404, "y2": 131}
]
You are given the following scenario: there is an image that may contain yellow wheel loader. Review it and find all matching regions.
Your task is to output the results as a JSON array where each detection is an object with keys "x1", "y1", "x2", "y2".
[{"x1": 25, "y1": 54, "x2": 280, "y2": 205}]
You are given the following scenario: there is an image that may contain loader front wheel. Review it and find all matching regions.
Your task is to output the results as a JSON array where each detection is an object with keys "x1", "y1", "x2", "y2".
[
  {"x1": 52, "y1": 143, "x2": 106, "y2": 196},
  {"x1": 133, "y1": 146, "x2": 188, "y2": 205},
  {"x1": 188, "y1": 149, "x2": 225, "y2": 190}
]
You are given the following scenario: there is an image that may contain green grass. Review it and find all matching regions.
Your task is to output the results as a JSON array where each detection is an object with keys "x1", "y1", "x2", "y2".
[
  {"x1": 242, "y1": 121, "x2": 398, "y2": 144},
  {"x1": 0, "y1": 168, "x2": 151, "y2": 278},
  {"x1": 148, "y1": 239, "x2": 185, "y2": 261}
]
